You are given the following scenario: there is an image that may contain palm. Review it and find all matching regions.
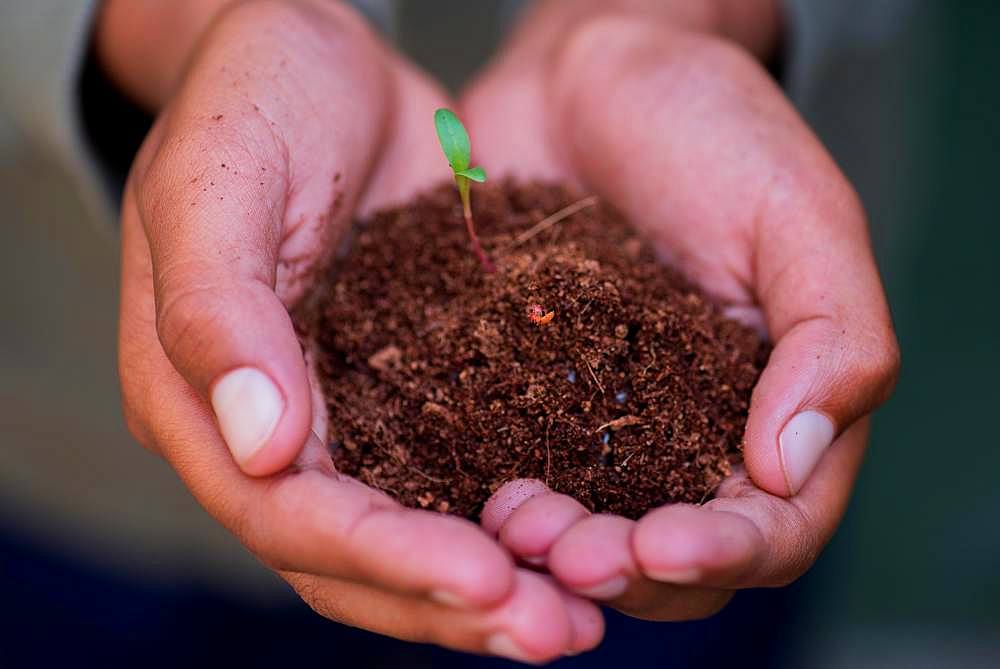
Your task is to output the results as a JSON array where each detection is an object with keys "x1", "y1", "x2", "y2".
[
  {"x1": 462, "y1": 18, "x2": 893, "y2": 620},
  {"x1": 117, "y1": 2, "x2": 603, "y2": 658}
]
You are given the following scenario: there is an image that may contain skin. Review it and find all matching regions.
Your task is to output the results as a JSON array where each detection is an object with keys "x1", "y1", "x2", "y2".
[
  {"x1": 467, "y1": 1, "x2": 900, "y2": 620},
  {"x1": 111, "y1": 0, "x2": 601, "y2": 661},
  {"x1": 105, "y1": 0, "x2": 899, "y2": 658}
]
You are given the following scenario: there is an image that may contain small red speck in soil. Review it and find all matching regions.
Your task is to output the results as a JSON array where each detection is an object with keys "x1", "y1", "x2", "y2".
[{"x1": 527, "y1": 304, "x2": 555, "y2": 326}]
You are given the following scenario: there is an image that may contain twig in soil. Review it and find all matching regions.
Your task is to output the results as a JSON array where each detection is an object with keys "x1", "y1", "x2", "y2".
[
  {"x1": 698, "y1": 485, "x2": 715, "y2": 505},
  {"x1": 361, "y1": 469, "x2": 400, "y2": 497},
  {"x1": 594, "y1": 415, "x2": 644, "y2": 433},
  {"x1": 504, "y1": 196, "x2": 600, "y2": 250},
  {"x1": 409, "y1": 465, "x2": 447, "y2": 484},
  {"x1": 583, "y1": 357, "x2": 605, "y2": 395},
  {"x1": 619, "y1": 448, "x2": 640, "y2": 468}
]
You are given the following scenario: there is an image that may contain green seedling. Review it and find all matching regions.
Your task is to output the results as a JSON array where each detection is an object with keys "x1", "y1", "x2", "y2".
[{"x1": 434, "y1": 108, "x2": 494, "y2": 273}]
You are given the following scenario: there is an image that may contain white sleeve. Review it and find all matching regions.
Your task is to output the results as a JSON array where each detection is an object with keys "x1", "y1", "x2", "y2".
[{"x1": 0, "y1": 1, "x2": 115, "y2": 231}]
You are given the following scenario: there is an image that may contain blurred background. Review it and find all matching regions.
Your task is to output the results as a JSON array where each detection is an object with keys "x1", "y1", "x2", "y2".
[{"x1": 1, "y1": 0, "x2": 997, "y2": 666}]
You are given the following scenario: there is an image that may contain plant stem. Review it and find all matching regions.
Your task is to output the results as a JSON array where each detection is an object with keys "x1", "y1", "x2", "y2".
[{"x1": 458, "y1": 176, "x2": 495, "y2": 273}]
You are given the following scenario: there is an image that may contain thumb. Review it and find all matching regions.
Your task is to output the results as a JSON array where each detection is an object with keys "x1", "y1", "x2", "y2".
[
  {"x1": 132, "y1": 125, "x2": 310, "y2": 476},
  {"x1": 742, "y1": 181, "x2": 901, "y2": 497},
  {"x1": 126, "y1": 2, "x2": 390, "y2": 476}
]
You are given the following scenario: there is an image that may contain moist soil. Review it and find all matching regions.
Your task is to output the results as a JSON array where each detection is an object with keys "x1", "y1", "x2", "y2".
[{"x1": 298, "y1": 182, "x2": 769, "y2": 520}]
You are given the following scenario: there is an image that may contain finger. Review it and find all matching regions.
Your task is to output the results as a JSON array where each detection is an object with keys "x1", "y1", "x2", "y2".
[
  {"x1": 480, "y1": 478, "x2": 551, "y2": 536},
  {"x1": 132, "y1": 2, "x2": 389, "y2": 475},
  {"x1": 549, "y1": 514, "x2": 633, "y2": 600},
  {"x1": 547, "y1": 514, "x2": 731, "y2": 621},
  {"x1": 483, "y1": 480, "x2": 590, "y2": 566},
  {"x1": 284, "y1": 568, "x2": 603, "y2": 662},
  {"x1": 549, "y1": 18, "x2": 899, "y2": 496},
  {"x1": 741, "y1": 206, "x2": 899, "y2": 495},
  {"x1": 558, "y1": 585, "x2": 606, "y2": 656},
  {"x1": 256, "y1": 448, "x2": 516, "y2": 609},
  {"x1": 120, "y1": 198, "x2": 515, "y2": 610},
  {"x1": 631, "y1": 503, "x2": 764, "y2": 587},
  {"x1": 634, "y1": 420, "x2": 869, "y2": 589},
  {"x1": 499, "y1": 493, "x2": 590, "y2": 567}
]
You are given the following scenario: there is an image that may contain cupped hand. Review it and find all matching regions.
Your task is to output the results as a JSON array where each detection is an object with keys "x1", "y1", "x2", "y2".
[
  {"x1": 463, "y1": 14, "x2": 900, "y2": 620},
  {"x1": 117, "y1": 1, "x2": 602, "y2": 659}
]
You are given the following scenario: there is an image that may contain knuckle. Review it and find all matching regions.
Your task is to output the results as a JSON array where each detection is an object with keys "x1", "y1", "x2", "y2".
[
  {"x1": 874, "y1": 335, "x2": 902, "y2": 397},
  {"x1": 851, "y1": 327, "x2": 902, "y2": 406},
  {"x1": 154, "y1": 281, "x2": 229, "y2": 366}
]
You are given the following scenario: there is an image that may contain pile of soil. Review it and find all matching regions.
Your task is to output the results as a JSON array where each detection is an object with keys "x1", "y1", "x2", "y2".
[{"x1": 297, "y1": 182, "x2": 768, "y2": 520}]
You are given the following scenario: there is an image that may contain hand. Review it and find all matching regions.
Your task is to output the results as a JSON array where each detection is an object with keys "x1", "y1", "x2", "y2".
[
  {"x1": 463, "y1": 6, "x2": 900, "y2": 619},
  {"x1": 116, "y1": 1, "x2": 602, "y2": 659}
]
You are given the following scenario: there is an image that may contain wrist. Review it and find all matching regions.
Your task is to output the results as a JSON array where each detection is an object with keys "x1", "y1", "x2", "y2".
[
  {"x1": 94, "y1": 0, "x2": 375, "y2": 111},
  {"x1": 501, "y1": 0, "x2": 781, "y2": 66},
  {"x1": 94, "y1": 0, "x2": 240, "y2": 110}
]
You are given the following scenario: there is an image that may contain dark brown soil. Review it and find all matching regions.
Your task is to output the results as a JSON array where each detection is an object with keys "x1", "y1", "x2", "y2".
[{"x1": 298, "y1": 182, "x2": 768, "y2": 520}]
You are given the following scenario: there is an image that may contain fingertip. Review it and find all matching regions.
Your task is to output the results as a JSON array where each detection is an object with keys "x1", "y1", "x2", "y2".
[
  {"x1": 416, "y1": 513, "x2": 518, "y2": 610},
  {"x1": 214, "y1": 361, "x2": 313, "y2": 477},
  {"x1": 492, "y1": 570, "x2": 576, "y2": 663},
  {"x1": 744, "y1": 406, "x2": 837, "y2": 497},
  {"x1": 743, "y1": 436, "x2": 793, "y2": 497},
  {"x1": 480, "y1": 479, "x2": 550, "y2": 536},
  {"x1": 548, "y1": 515, "x2": 635, "y2": 596},
  {"x1": 498, "y1": 492, "x2": 590, "y2": 563},
  {"x1": 157, "y1": 279, "x2": 315, "y2": 478},
  {"x1": 633, "y1": 505, "x2": 762, "y2": 586},
  {"x1": 778, "y1": 410, "x2": 836, "y2": 495},
  {"x1": 560, "y1": 590, "x2": 606, "y2": 655},
  {"x1": 743, "y1": 314, "x2": 895, "y2": 498}
]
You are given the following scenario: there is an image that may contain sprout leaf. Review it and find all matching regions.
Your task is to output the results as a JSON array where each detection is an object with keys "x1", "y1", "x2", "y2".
[
  {"x1": 434, "y1": 108, "x2": 471, "y2": 172},
  {"x1": 433, "y1": 108, "x2": 493, "y2": 273},
  {"x1": 455, "y1": 166, "x2": 487, "y2": 182}
]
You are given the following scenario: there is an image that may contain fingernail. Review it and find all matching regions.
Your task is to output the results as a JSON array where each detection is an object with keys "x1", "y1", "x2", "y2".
[
  {"x1": 575, "y1": 574, "x2": 628, "y2": 600},
  {"x1": 645, "y1": 567, "x2": 701, "y2": 585},
  {"x1": 211, "y1": 367, "x2": 284, "y2": 466},
  {"x1": 779, "y1": 410, "x2": 835, "y2": 494},
  {"x1": 486, "y1": 633, "x2": 533, "y2": 663},
  {"x1": 430, "y1": 589, "x2": 471, "y2": 609}
]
